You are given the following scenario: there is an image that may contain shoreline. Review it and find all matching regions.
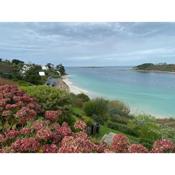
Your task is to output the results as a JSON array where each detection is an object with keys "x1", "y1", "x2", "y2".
[
  {"x1": 61, "y1": 75, "x2": 173, "y2": 119},
  {"x1": 134, "y1": 68, "x2": 175, "y2": 74},
  {"x1": 62, "y1": 75, "x2": 90, "y2": 95}
]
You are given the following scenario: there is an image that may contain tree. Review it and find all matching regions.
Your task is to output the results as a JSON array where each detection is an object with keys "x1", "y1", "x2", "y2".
[
  {"x1": 12, "y1": 59, "x2": 24, "y2": 65},
  {"x1": 24, "y1": 65, "x2": 42, "y2": 85},
  {"x1": 46, "y1": 63, "x2": 54, "y2": 69},
  {"x1": 56, "y1": 64, "x2": 66, "y2": 75}
]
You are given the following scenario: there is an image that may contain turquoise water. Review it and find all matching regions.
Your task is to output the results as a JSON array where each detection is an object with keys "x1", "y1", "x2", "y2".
[{"x1": 66, "y1": 67, "x2": 175, "y2": 118}]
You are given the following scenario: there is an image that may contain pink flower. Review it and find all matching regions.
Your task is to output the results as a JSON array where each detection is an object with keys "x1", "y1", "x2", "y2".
[
  {"x1": 36, "y1": 128, "x2": 52, "y2": 141},
  {"x1": 45, "y1": 110, "x2": 62, "y2": 121},
  {"x1": 16, "y1": 107, "x2": 37, "y2": 119},
  {"x1": 5, "y1": 104, "x2": 18, "y2": 110},
  {"x1": 20, "y1": 128, "x2": 32, "y2": 135},
  {"x1": 56, "y1": 122, "x2": 72, "y2": 137},
  {"x1": 32, "y1": 120, "x2": 46, "y2": 131},
  {"x1": 6, "y1": 130, "x2": 19, "y2": 140},
  {"x1": 59, "y1": 132, "x2": 96, "y2": 153},
  {"x1": 74, "y1": 120, "x2": 87, "y2": 131},
  {"x1": 111, "y1": 134, "x2": 130, "y2": 153},
  {"x1": 11, "y1": 138, "x2": 40, "y2": 152},
  {"x1": 152, "y1": 139, "x2": 174, "y2": 153},
  {"x1": 42, "y1": 144, "x2": 58, "y2": 153},
  {"x1": 128, "y1": 144, "x2": 148, "y2": 153}
]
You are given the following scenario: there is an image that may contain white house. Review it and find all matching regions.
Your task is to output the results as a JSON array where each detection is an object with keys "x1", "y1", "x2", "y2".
[{"x1": 39, "y1": 71, "x2": 45, "y2": 76}]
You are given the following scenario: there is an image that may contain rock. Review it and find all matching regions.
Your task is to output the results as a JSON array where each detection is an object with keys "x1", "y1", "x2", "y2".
[{"x1": 101, "y1": 132, "x2": 116, "y2": 146}]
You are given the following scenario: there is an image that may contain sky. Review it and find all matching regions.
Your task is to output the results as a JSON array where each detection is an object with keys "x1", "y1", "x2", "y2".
[{"x1": 0, "y1": 22, "x2": 175, "y2": 66}]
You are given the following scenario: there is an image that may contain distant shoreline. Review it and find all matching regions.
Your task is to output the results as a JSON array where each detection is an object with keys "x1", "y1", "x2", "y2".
[{"x1": 134, "y1": 68, "x2": 175, "y2": 74}]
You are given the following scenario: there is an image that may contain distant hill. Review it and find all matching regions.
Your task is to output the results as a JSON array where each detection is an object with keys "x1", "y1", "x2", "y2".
[{"x1": 134, "y1": 63, "x2": 175, "y2": 72}]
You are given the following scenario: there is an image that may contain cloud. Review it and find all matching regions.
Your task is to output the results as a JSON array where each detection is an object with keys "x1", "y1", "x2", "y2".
[{"x1": 0, "y1": 22, "x2": 175, "y2": 66}]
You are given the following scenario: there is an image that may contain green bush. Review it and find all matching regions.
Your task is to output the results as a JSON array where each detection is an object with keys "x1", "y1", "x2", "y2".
[
  {"x1": 69, "y1": 93, "x2": 90, "y2": 108},
  {"x1": 107, "y1": 122, "x2": 137, "y2": 136},
  {"x1": 83, "y1": 98, "x2": 108, "y2": 124},
  {"x1": 77, "y1": 93, "x2": 90, "y2": 102},
  {"x1": 108, "y1": 100, "x2": 130, "y2": 116},
  {"x1": 21, "y1": 85, "x2": 71, "y2": 110},
  {"x1": 110, "y1": 114, "x2": 131, "y2": 124},
  {"x1": 127, "y1": 115, "x2": 162, "y2": 145}
]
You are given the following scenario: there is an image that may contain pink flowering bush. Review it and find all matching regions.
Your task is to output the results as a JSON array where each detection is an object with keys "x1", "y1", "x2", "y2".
[
  {"x1": 128, "y1": 144, "x2": 148, "y2": 153},
  {"x1": 42, "y1": 144, "x2": 58, "y2": 153},
  {"x1": 11, "y1": 138, "x2": 40, "y2": 153},
  {"x1": 45, "y1": 110, "x2": 62, "y2": 121},
  {"x1": 56, "y1": 122, "x2": 72, "y2": 137},
  {"x1": 111, "y1": 134, "x2": 130, "y2": 153},
  {"x1": 59, "y1": 132, "x2": 96, "y2": 153},
  {"x1": 0, "y1": 85, "x2": 41, "y2": 130},
  {"x1": 20, "y1": 127, "x2": 32, "y2": 135},
  {"x1": 152, "y1": 139, "x2": 175, "y2": 153},
  {"x1": 36, "y1": 128, "x2": 52, "y2": 141},
  {"x1": 74, "y1": 120, "x2": 87, "y2": 131},
  {"x1": 5, "y1": 130, "x2": 19, "y2": 140}
]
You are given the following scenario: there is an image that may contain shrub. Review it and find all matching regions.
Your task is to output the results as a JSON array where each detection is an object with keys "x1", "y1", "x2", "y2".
[
  {"x1": 69, "y1": 93, "x2": 90, "y2": 108},
  {"x1": 59, "y1": 132, "x2": 96, "y2": 153},
  {"x1": 22, "y1": 85, "x2": 71, "y2": 110},
  {"x1": 110, "y1": 114, "x2": 130, "y2": 124},
  {"x1": 127, "y1": 115, "x2": 162, "y2": 145},
  {"x1": 128, "y1": 144, "x2": 148, "y2": 153},
  {"x1": 111, "y1": 134, "x2": 130, "y2": 153},
  {"x1": 77, "y1": 93, "x2": 90, "y2": 102},
  {"x1": 83, "y1": 98, "x2": 108, "y2": 124},
  {"x1": 108, "y1": 100, "x2": 130, "y2": 116},
  {"x1": 152, "y1": 139, "x2": 174, "y2": 153},
  {"x1": 74, "y1": 120, "x2": 87, "y2": 131},
  {"x1": 44, "y1": 110, "x2": 62, "y2": 122},
  {"x1": 107, "y1": 122, "x2": 137, "y2": 136}
]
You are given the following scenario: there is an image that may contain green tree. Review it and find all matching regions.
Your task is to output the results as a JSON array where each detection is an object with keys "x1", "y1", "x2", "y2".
[
  {"x1": 56, "y1": 64, "x2": 66, "y2": 75},
  {"x1": 83, "y1": 98, "x2": 108, "y2": 124},
  {"x1": 12, "y1": 59, "x2": 24, "y2": 65},
  {"x1": 24, "y1": 65, "x2": 42, "y2": 84}
]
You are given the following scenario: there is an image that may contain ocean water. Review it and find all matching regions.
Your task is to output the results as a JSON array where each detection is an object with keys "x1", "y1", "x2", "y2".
[{"x1": 66, "y1": 67, "x2": 175, "y2": 118}]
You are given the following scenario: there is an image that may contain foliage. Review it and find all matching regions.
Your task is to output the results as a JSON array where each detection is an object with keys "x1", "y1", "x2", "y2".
[
  {"x1": 74, "y1": 120, "x2": 87, "y2": 131},
  {"x1": 56, "y1": 64, "x2": 66, "y2": 76},
  {"x1": 135, "y1": 63, "x2": 175, "y2": 72},
  {"x1": 128, "y1": 144, "x2": 148, "y2": 153},
  {"x1": 21, "y1": 85, "x2": 71, "y2": 110},
  {"x1": 83, "y1": 98, "x2": 108, "y2": 124},
  {"x1": 127, "y1": 115, "x2": 163, "y2": 145},
  {"x1": 23, "y1": 64, "x2": 43, "y2": 85},
  {"x1": 69, "y1": 93, "x2": 90, "y2": 108},
  {"x1": 108, "y1": 100, "x2": 130, "y2": 116},
  {"x1": 111, "y1": 134, "x2": 130, "y2": 153},
  {"x1": 151, "y1": 139, "x2": 175, "y2": 153},
  {"x1": 107, "y1": 122, "x2": 137, "y2": 136}
]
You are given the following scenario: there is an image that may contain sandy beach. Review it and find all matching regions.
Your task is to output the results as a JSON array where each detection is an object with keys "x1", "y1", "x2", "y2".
[{"x1": 62, "y1": 75, "x2": 89, "y2": 95}]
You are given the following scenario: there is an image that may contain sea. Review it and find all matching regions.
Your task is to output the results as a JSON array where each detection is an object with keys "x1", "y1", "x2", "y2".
[{"x1": 66, "y1": 66, "x2": 175, "y2": 118}]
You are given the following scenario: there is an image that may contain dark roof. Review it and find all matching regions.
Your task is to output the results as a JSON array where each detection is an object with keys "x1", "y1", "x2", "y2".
[{"x1": 46, "y1": 77, "x2": 58, "y2": 86}]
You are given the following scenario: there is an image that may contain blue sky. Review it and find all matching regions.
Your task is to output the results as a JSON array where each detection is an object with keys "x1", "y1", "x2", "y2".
[{"x1": 0, "y1": 22, "x2": 175, "y2": 66}]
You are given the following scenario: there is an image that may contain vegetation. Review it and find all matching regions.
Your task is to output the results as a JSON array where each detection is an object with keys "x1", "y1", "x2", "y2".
[
  {"x1": 1, "y1": 58, "x2": 175, "y2": 153},
  {"x1": 135, "y1": 63, "x2": 175, "y2": 72},
  {"x1": 0, "y1": 58, "x2": 66, "y2": 85}
]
